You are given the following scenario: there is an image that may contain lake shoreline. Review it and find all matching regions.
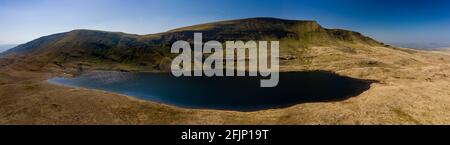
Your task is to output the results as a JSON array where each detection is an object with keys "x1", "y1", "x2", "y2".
[{"x1": 47, "y1": 70, "x2": 378, "y2": 112}]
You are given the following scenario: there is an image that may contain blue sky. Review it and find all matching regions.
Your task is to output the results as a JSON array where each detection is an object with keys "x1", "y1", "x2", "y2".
[{"x1": 1, "y1": 0, "x2": 450, "y2": 48}]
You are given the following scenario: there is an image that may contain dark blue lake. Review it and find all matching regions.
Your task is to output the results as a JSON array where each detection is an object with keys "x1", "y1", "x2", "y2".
[{"x1": 48, "y1": 71, "x2": 375, "y2": 111}]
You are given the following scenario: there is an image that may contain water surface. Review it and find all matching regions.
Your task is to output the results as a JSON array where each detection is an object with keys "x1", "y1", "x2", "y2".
[{"x1": 48, "y1": 71, "x2": 375, "y2": 111}]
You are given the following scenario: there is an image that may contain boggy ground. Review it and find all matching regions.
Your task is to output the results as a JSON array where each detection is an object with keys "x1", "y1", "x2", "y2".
[{"x1": 0, "y1": 46, "x2": 449, "y2": 124}]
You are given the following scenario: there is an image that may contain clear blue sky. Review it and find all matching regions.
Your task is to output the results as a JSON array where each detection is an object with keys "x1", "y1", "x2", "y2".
[{"x1": 1, "y1": 0, "x2": 450, "y2": 48}]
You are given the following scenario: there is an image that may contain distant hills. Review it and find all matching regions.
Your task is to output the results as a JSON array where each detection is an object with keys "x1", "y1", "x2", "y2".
[
  {"x1": 1, "y1": 17, "x2": 388, "y2": 72},
  {"x1": 389, "y1": 42, "x2": 450, "y2": 49},
  {"x1": 0, "y1": 44, "x2": 17, "y2": 53}
]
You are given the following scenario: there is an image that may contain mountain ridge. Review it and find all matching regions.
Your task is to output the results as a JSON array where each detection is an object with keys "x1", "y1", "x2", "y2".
[{"x1": 2, "y1": 17, "x2": 387, "y2": 72}]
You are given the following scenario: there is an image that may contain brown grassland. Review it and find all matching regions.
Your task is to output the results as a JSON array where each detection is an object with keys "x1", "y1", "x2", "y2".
[{"x1": 1, "y1": 45, "x2": 449, "y2": 125}]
